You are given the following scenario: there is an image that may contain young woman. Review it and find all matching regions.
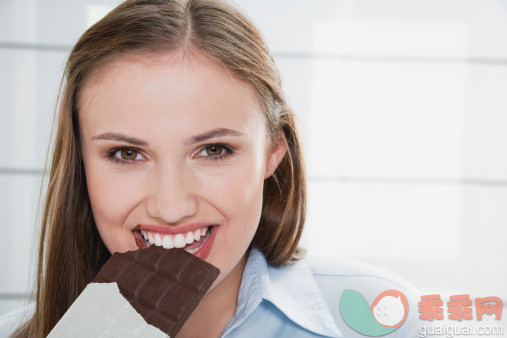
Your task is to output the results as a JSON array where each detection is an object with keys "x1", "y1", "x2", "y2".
[{"x1": 0, "y1": 0, "x2": 421, "y2": 337}]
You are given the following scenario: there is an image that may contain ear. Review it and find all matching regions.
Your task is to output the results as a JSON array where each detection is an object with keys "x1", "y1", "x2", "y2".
[{"x1": 264, "y1": 131, "x2": 288, "y2": 179}]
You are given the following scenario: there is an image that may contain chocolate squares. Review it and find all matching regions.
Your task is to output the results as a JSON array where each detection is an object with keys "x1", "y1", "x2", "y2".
[{"x1": 92, "y1": 246, "x2": 220, "y2": 337}]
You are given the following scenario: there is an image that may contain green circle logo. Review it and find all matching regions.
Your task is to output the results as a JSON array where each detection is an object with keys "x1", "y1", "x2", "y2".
[{"x1": 339, "y1": 289, "x2": 409, "y2": 336}]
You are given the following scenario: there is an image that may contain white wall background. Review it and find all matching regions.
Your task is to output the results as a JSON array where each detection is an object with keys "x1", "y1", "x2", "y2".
[{"x1": 1, "y1": 0, "x2": 506, "y2": 324}]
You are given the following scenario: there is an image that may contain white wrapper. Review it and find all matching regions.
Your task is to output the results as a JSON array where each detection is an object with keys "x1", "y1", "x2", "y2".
[{"x1": 48, "y1": 282, "x2": 168, "y2": 337}]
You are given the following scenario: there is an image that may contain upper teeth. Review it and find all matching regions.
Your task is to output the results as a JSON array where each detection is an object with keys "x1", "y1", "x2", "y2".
[{"x1": 141, "y1": 227, "x2": 208, "y2": 249}]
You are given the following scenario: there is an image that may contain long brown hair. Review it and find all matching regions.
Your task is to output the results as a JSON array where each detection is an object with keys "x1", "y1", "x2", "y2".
[{"x1": 15, "y1": 0, "x2": 306, "y2": 336}]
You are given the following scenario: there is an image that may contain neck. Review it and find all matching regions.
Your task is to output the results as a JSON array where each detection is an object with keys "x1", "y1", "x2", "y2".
[{"x1": 175, "y1": 250, "x2": 250, "y2": 338}]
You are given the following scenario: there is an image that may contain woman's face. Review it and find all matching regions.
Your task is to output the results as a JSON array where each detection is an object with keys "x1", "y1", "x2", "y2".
[{"x1": 79, "y1": 52, "x2": 286, "y2": 289}]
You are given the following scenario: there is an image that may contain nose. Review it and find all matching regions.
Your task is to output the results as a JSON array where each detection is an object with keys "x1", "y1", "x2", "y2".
[{"x1": 145, "y1": 162, "x2": 198, "y2": 224}]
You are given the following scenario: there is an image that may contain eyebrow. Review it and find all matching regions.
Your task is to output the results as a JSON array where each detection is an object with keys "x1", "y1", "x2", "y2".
[
  {"x1": 183, "y1": 128, "x2": 245, "y2": 145},
  {"x1": 91, "y1": 132, "x2": 148, "y2": 146},
  {"x1": 91, "y1": 128, "x2": 245, "y2": 147}
]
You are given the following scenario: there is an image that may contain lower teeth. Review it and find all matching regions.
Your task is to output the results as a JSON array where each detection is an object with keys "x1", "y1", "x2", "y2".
[
  {"x1": 185, "y1": 228, "x2": 211, "y2": 254},
  {"x1": 186, "y1": 247, "x2": 200, "y2": 254}
]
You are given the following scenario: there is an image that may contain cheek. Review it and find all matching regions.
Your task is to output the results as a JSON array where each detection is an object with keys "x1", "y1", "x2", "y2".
[
  {"x1": 87, "y1": 168, "x2": 134, "y2": 220},
  {"x1": 84, "y1": 163, "x2": 145, "y2": 251},
  {"x1": 197, "y1": 144, "x2": 267, "y2": 210},
  {"x1": 195, "y1": 162, "x2": 264, "y2": 218}
]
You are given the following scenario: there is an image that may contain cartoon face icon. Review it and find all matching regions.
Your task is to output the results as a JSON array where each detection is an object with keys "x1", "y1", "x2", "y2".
[{"x1": 370, "y1": 290, "x2": 409, "y2": 327}]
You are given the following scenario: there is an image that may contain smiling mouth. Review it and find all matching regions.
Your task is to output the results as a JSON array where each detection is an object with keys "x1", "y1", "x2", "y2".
[{"x1": 133, "y1": 225, "x2": 213, "y2": 254}]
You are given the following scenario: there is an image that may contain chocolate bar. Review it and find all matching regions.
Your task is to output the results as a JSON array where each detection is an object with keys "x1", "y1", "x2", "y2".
[{"x1": 92, "y1": 246, "x2": 220, "y2": 337}]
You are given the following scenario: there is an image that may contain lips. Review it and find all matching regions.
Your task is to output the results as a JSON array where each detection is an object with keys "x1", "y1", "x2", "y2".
[{"x1": 132, "y1": 224, "x2": 218, "y2": 260}]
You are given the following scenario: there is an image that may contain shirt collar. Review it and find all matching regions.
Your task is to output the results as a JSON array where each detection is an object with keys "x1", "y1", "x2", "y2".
[{"x1": 222, "y1": 247, "x2": 343, "y2": 337}]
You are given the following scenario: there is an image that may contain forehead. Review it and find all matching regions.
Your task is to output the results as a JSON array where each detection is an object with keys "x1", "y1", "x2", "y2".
[{"x1": 78, "y1": 51, "x2": 265, "y2": 140}]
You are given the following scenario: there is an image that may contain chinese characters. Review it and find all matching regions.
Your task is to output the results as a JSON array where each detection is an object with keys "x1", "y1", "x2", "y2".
[{"x1": 418, "y1": 295, "x2": 502, "y2": 321}]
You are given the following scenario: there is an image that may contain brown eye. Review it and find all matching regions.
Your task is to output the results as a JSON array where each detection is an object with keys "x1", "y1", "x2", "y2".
[
  {"x1": 205, "y1": 145, "x2": 223, "y2": 156},
  {"x1": 120, "y1": 149, "x2": 138, "y2": 160}
]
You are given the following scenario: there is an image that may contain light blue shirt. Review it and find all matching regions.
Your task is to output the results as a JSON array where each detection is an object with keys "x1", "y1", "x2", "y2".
[
  {"x1": 0, "y1": 247, "x2": 422, "y2": 337},
  {"x1": 222, "y1": 247, "x2": 421, "y2": 337}
]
